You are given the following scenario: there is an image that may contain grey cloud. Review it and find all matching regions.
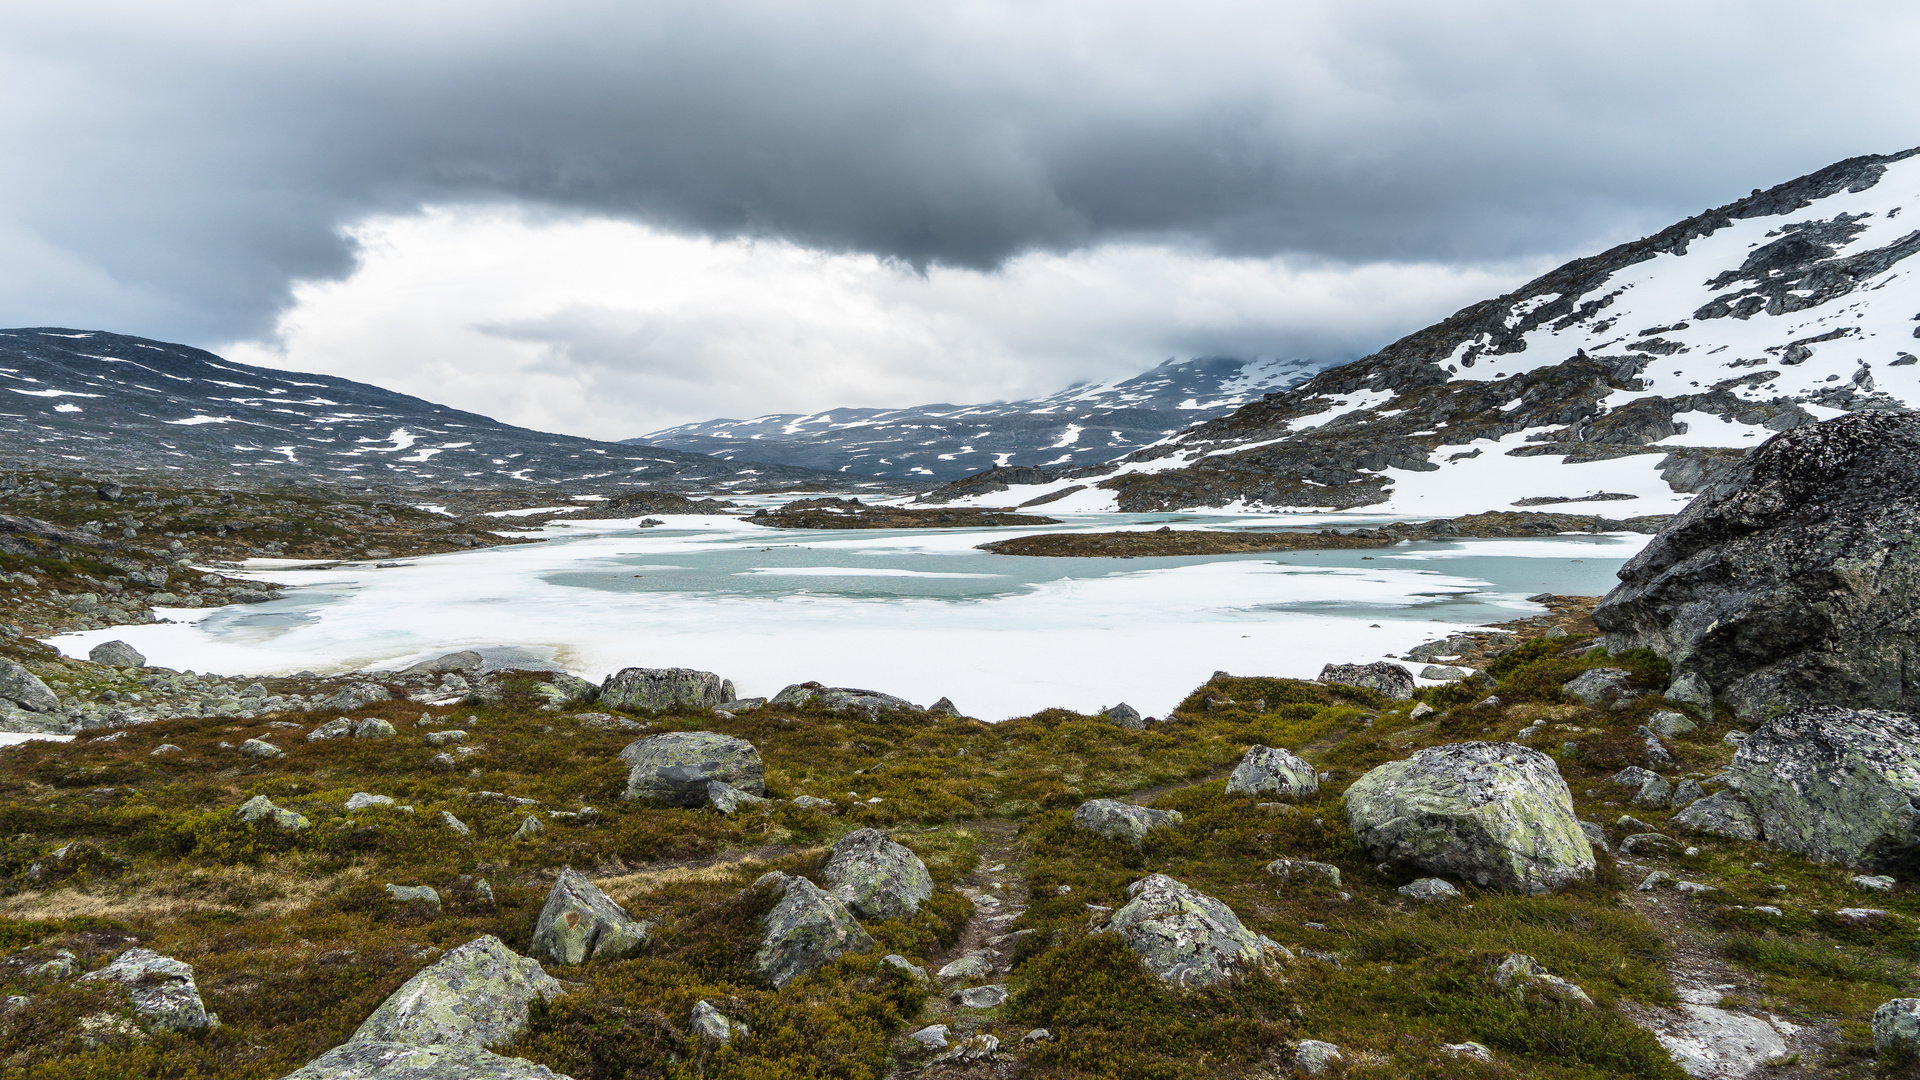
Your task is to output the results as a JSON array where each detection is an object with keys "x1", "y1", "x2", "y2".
[{"x1": 1, "y1": 2, "x2": 1915, "y2": 345}]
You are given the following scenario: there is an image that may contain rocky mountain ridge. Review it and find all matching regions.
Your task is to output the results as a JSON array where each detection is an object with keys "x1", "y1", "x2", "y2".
[{"x1": 921, "y1": 147, "x2": 1920, "y2": 515}]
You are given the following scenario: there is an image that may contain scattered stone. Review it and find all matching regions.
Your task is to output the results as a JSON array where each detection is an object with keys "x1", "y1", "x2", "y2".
[
  {"x1": 908, "y1": 1024, "x2": 949, "y2": 1049},
  {"x1": 1294, "y1": 1040, "x2": 1343, "y2": 1075},
  {"x1": 1672, "y1": 790, "x2": 1761, "y2": 841},
  {"x1": 1675, "y1": 881, "x2": 1716, "y2": 895},
  {"x1": 1101, "y1": 702, "x2": 1145, "y2": 729},
  {"x1": 1855, "y1": 874, "x2": 1897, "y2": 893},
  {"x1": 953, "y1": 985, "x2": 1008, "y2": 1008},
  {"x1": 1409, "y1": 702, "x2": 1435, "y2": 720},
  {"x1": 599, "y1": 667, "x2": 732, "y2": 712},
  {"x1": 1441, "y1": 1042, "x2": 1492, "y2": 1061},
  {"x1": 424, "y1": 729, "x2": 467, "y2": 746},
  {"x1": 529, "y1": 860, "x2": 648, "y2": 960},
  {"x1": 938, "y1": 953, "x2": 994, "y2": 982},
  {"x1": 330, "y1": 684, "x2": 394, "y2": 713},
  {"x1": 1098, "y1": 874, "x2": 1289, "y2": 988},
  {"x1": 1420, "y1": 665, "x2": 1472, "y2": 681},
  {"x1": 385, "y1": 885, "x2": 442, "y2": 914},
  {"x1": 1671, "y1": 778, "x2": 1706, "y2": 809},
  {"x1": 88, "y1": 640, "x2": 146, "y2": 668},
  {"x1": 1562, "y1": 668, "x2": 1633, "y2": 707},
  {"x1": 570, "y1": 712, "x2": 642, "y2": 732},
  {"x1": 349, "y1": 935, "x2": 560, "y2": 1048},
  {"x1": 437, "y1": 811, "x2": 471, "y2": 836},
  {"x1": 1875, "y1": 998, "x2": 1920, "y2": 1053},
  {"x1": 881, "y1": 954, "x2": 928, "y2": 985},
  {"x1": 1397, "y1": 878, "x2": 1461, "y2": 902},
  {"x1": 927, "y1": 697, "x2": 962, "y2": 717},
  {"x1": 1345, "y1": 742, "x2": 1594, "y2": 894},
  {"x1": 1494, "y1": 954, "x2": 1592, "y2": 1006},
  {"x1": 239, "y1": 737, "x2": 283, "y2": 759},
  {"x1": 620, "y1": 731, "x2": 765, "y2": 806},
  {"x1": 1611, "y1": 766, "x2": 1673, "y2": 808},
  {"x1": 1648, "y1": 711, "x2": 1698, "y2": 737},
  {"x1": 706, "y1": 780, "x2": 769, "y2": 814},
  {"x1": 402, "y1": 651, "x2": 484, "y2": 677},
  {"x1": 0, "y1": 658, "x2": 59, "y2": 714},
  {"x1": 771, "y1": 681, "x2": 922, "y2": 718},
  {"x1": 1665, "y1": 672, "x2": 1714, "y2": 713},
  {"x1": 1654, "y1": 1005, "x2": 1789, "y2": 1079},
  {"x1": 791, "y1": 795, "x2": 834, "y2": 811},
  {"x1": 1224, "y1": 744, "x2": 1319, "y2": 799},
  {"x1": 689, "y1": 1000, "x2": 739, "y2": 1044},
  {"x1": 1837, "y1": 907, "x2": 1891, "y2": 923},
  {"x1": 821, "y1": 828, "x2": 934, "y2": 921},
  {"x1": 307, "y1": 718, "x2": 354, "y2": 741},
  {"x1": 354, "y1": 718, "x2": 397, "y2": 739},
  {"x1": 1620, "y1": 834, "x2": 1676, "y2": 856},
  {"x1": 79, "y1": 948, "x2": 210, "y2": 1032},
  {"x1": 1071, "y1": 798, "x2": 1183, "y2": 844},
  {"x1": 511, "y1": 815, "x2": 543, "y2": 842},
  {"x1": 1576, "y1": 821, "x2": 1611, "y2": 853},
  {"x1": 346, "y1": 792, "x2": 396, "y2": 811},
  {"x1": 1318, "y1": 661, "x2": 1414, "y2": 700},
  {"x1": 234, "y1": 794, "x2": 309, "y2": 831},
  {"x1": 1731, "y1": 705, "x2": 1920, "y2": 866},
  {"x1": 751, "y1": 872, "x2": 875, "y2": 989},
  {"x1": 1023, "y1": 1028, "x2": 1053, "y2": 1044},
  {"x1": 1265, "y1": 859, "x2": 1341, "y2": 887},
  {"x1": 1638, "y1": 871, "x2": 1675, "y2": 891},
  {"x1": 279, "y1": 1039, "x2": 576, "y2": 1079}
]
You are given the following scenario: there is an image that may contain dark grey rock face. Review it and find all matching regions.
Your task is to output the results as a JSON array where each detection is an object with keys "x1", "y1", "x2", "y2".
[
  {"x1": 1595, "y1": 411, "x2": 1920, "y2": 718},
  {"x1": 600, "y1": 668, "x2": 731, "y2": 713},
  {"x1": 1730, "y1": 705, "x2": 1920, "y2": 866},
  {"x1": 1318, "y1": 662, "x2": 1414, "y2": 700},
  {"x1": 752, "y1": 872, "x2": 875, "y2": 989},
  {"x1": 619, "y1": 731, "x2": 765, "y2": 806},
  {"x1": 821, "y1": 828, "x2": 934, "y2": 921}
]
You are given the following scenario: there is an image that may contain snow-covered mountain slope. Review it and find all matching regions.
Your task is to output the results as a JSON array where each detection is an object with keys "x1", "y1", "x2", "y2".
[
  {"x1": 923, "y1": 147, "x2": 1920, "y2": 518},
  {"x1": 0, "y1": 329, "x2": 865, "y2": 492},
  {"x1": 631, "y1": 355, "x2": 1324, "y2": 480}
]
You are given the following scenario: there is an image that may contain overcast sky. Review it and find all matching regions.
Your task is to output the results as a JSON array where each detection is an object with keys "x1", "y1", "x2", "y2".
[{"x1": 2, "y1": 2, "x2": 1915, "y2": 439}]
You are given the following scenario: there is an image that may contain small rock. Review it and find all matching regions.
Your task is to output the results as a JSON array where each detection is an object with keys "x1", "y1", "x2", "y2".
[
  {"x1": 1619, "y1": 833, "x2": 1675, "y2": 856},
  {"x1": 1319, "y1": 661, "x2": 1414, "y2": 700},
  {"x1": 1100, "y1": 874, "x2": 1290, "y2": 987},
  {"x1": 928, "y1": 697, "x2": 962, "y2": 717},
  {"x1": 233, "y1": 794, "x2": 309, "y2": 831},
  {"x1": 1442, "y1": 1041, "x2": 1492, "y2": 1061},
  {"x1": 423, "y1": 729, "x2": 467, "y2": 746},
  {"x1": 954, "y1": 984, "x2": 1008, "y2": 1008},
  {"x1": 1638, "y1": 871, "x2": 1675, "y2": 891},
  {"x1": 1562, "y1": 668, "x2": 1633, "y2": 707},
  {"x1": 1409, "y1": 702, "x2": 1435, "y2": 719},
  {"x1": 1837, "y1": 907, "x2": 1890, "y2": 923},
  {"x1": 1647, "y1": 711, "x2": 1697, "y2": 737},
  {"x1": 1265, "y1": 859, "x2": 1342, "y2": 887},
  {"x1": 752, "y1": 872, "x2": 875, "y2": 989},
  {"x1": 353, "y1": 718, "x2": 397, "y2": 739},
  {"x1": 530, "y1": 868, "x2": 651, "y2": 965},
  {"x1": 1294, "y1": 1040, "x2": 1343, "y2": 1075},
  {"x1": 385, "y1": 884, "x2": 442, "y2": 914},
  {"x1": 1675, "y1": 881, "x2": 1715, "y2": 895},
  {"x1": 908, "y1": 1024, "x2": 949, "y2": 1049},
  {"x1": 881, "y1": 954, "x2": 929, "y2": 985},
  {"x1": 791, "y1": 795, "x2": 834, "y2": 811},
  {"x1": 690, "y1": 1000, "x2": 733, "y2": 1044},
  {"x1": 150, "y1": 744, "x2": 181, "y2": 756},
  {"x1": 938, "y1": 953, "x2": 994, "y2": 982},
  {"x1": 1672, "y1": 790, "x2": 1761, "y2": 841},
  {"x1": 1224, "y1": 744, "x2": 1319, "y2": 799},
  {"x1": 1023, "y1": 1028, "x2": 1053, "y2": 1044},
  {"x1": 437, "y1": 810, "x2": 471, "y2": 836},
  {"x1": 1670, "y1": 778, "x2": 1706, "y2": 809},
  {"x1": 306, "y1": 718, "x2": 354, "y2": 741},
  {"x1": 1875, "y1": 998, "x2": 1920, "y2": 1052},
  {"x1": 1102, "y1": 702, "x2": 1144, "y2": 729},
  {"x1": 88, "y1": 641, "x2": 146, "y2": 668},
  {"x1": 707, "y1": 779, "x2": 770, "y2": 814},
  {"x1": 1664, "y1": 672, "x2": 1714, "y2": 713},
  {"x1": 822, "y1": 828, "x2": 934, "y2": 921},
  {"x1": 348, "y1": 935, "x2": 559, "y2": 1048},
  {"x1": 238, "y1": 738, "x2": 282, "y2": 759},
  {"x1": 279, "y1": 1043, "x2": 571, "y2": 1079},
  {"x1": 1493, "y1": 953, "x2": 1593, "y2": 1006},
  {"x1": 1398, "y1": 878, "x2": 1461, "y2": 902},
  {"x1": 346, "y1": 792, "x2": 395, "y2": 811},
  {"x1": 79, "y1": 948, "x2": 210, "y2": 1032},
  {"x1": 620, "y1": 731, "x2": 765, "y2": 806},
  {"x1": 1854, "y1": 874, "x2": 1897, "y2": 893},
  {"x1": 941, "y1": 1033, "x2": 999, "y2": 1061},
  {"x1": 512, "y1": 815, "x2": 544, "y2": 841},
  {"x1": 1072, "y1": 798, "x2": 1183, "y2": 844},
  {"x1": 1420, "y1": 665, "x2": 1472, "y2": 681}
]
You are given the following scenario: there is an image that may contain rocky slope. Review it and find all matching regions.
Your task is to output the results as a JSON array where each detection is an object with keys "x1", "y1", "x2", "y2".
[
  {"x1": 0, "y1": 329, "x2": 868, "y2": 495},
  {"x1": 921, "y1": 147, "x2": 1920, "y2": 515},
  {"x1": 632, "y1": 356, "x2": 1323, "y2": 481}
]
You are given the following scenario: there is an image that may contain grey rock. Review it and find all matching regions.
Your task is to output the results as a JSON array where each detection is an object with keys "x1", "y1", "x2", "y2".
[
  {"x1": 570, "y1": 712, "x2": 642, "y2": 732},
  {"x1": 1654, "y1": 1005, "x2": 1788, "y2": 1080},
  {"x1": 751, "y1": 872, "x2": 875, "y2": 989},
  {"x1": 619, "y1": 731, "x2": 765, "y2": 806},
  {"x1": 1619, "y1": 833, "x2": 1676, "y2": 856},
  {"x1": 346, "y1": 792, "x2": 395, "y2": 811},
  {"x1": 1397, "y1": 878, "x2": 1461, "y2": 901},
  {"x1": 1345, "y1": 742, "x2": 1594, "y2": 894},
  {"x1": 882, "y1": 954, "x2": 929, "y2": 985},
  {"x1": 822, "y1": 828, "x2": 933, "y2": 921},
  {"x1": 354, "y1": 718, "x2": 397, "y2": 739},
  {"x1": 530, "y1": 869, "x2": 650, "y2": 965},
  {"x1": 1098, "y1": 874, "x2": 1289, "y2": 988},
  {"x1": 80, "y1": 948, "x2": 210, "y2": 1032},
  {"x1": 1493, "y1": 953, "x2": 1593, "y2": 1006},
  {"x1": 953, "y1": 985, "x2": 1007, "y2": 1008},
  {"x1": 423, "y1": 730, "x2": 466, "y2": 746},
  {"x1": 791, "y1": 795, "x2": 834, "y2": 811},
  {"x1": 1318, "y1": 661, "x2": 1414, "y2": 700},
  {"x1": 330, "y1": 684, "x2": 393, "y2": 712},
  {"x1": 150, "y1": 744, "x2": 182, "y2": 756},
  {"x1": 1671, "y1": 779, "x2": 1707, "y2": 809},
  {"x1": 239, "y1": 737, "x2": 283, "y2": 759},
  {"x1": 1648, "y1": 711, "x2": 1698, "y2": 738},
  {"x1": 1223, "y1": 744, "x2": 1318, "y2": 800},
  {"x1": 771, "y1": 682, "x2": 922, "y2": 719},
  {"x1": 0, "y1": 659, "x2": 57, "y2": 713},
  {"x1": 1855, "y1": 874, "x2": 1897, "y2": 893},
  {"x1": 1264, "y1": 859, "x2": 1341, "y2": 887},
  {"x1": 279, "y1": 1042, "x2": 573, "y2": 1080},
  {"x1": 350, "y1": 936, "x2": 560, "y2": 1048},
  {"x1": 234, "y1": 794, "x2": 309, "y2": 831},
  {"x1": 307, "y1": 718, "x2": 354, "y2": 741},
  {"x1": 937, "y1": 952, "x2": 994, "y2": 982},
  {"x1": 403, "y1": 651, "x2": 484, "y2": 676},
  {"x1": 928, "y1": 697, "x2": 962, "y2": 718},
  {"x1": 907, "y1": 1024, "x2": 949, "y2": 1049},
  {"x1": 1577, "y1": 821, "x2": 1610, "y2": 852},
  {"x1": 386, "y1": 885, "x2": 442, "y2": 913},
  {"x1": 1595, "y1": 412, "x2": 1920, "y2": 719},
  {"x1": 88, "y1": 640, "x2": 146, "y2": 668},
  {"x1": 511, "y1": 816, "x2": 543, "y2": 842},
  {"x1": 706, "y1": 780, "x2": 769, "y2": 814},
  {"x1": 1611, "y1": 766, "x2": 1674, "y2": 808},
  {"x1": 689, "y1": 1000, "x2": 734, "y2": 1044},
  {"x1": 1562, "y1": 668, "x2": 1633, "y2": 707},
  {"x1": 528, "y1": 674, "x2": 599, "y2": 709},
  {"x1": 1420, "y1": 665, "x2": 1473, "y2": 681},
  {"x1": 1295, "y1": 1040, "x2": 1343, "y2": 1075},
  {"x1": 1101, "y1": 702, "x2": 1144, "y2": 729},
  {"x1": 1875, "y1": 998, "x2": 1920, "y2": 1052},
  {"x1": 1666, "y1": 672, "x2": 1714, "y2": 713},
  {"x1": 1071, "y1": 798, "x2": 1183, "y2": 844},
  {"x1": 1731, "y1": 705, "x2": 1920, "y2": 865},
  {"x1": 1638, "y1": 870, "x2": 1674, "y2": 891},
  {"x1": 437, "y1": 811, "x2": 471, "y2": 836},
  {"x1": 599, "y1": 667, "x2": 730, "y2": 712},
  {"x1": 1441, "y1": 1042, "x2": 1492, "y2": 1062}
]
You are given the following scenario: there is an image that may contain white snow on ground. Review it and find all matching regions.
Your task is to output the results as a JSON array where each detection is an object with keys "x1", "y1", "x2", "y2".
[
  {"x1": 484, "y1": 505, "x2": 586, "y2": 517},
  {"x1": 0, "y1": 734, "x2": 73, "y2": 748},
  {"x1": 45, "y1": 514, "x2": 1644, "y2": 721}
]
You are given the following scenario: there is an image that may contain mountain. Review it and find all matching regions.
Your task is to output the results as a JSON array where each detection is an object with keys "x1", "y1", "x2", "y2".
[
  {"x1": 922, "y1": 147, "x2": 1920, "y2": 517},
  {"x1": 0, "y1": 329, "x2": 870, "y2": 493},
  {"x1": 630, "y1": 355, "x2": 1324, "y2": 480}
]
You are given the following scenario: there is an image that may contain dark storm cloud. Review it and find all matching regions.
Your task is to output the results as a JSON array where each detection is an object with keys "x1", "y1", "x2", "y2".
[{"x1": 0, "y1": 1, "x2": 1914, "y2": 344}]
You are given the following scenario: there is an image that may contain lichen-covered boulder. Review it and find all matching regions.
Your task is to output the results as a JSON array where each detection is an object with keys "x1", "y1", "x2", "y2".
[
  {"x1": 1101, "y1": 703, "x2": 1144, "y2": 729},
  {"x1": 821, "y1": 828, "x2": 934, "y2": 921},
  {"x1": 1594, "y1": 411, "x2": 1920, "y2": 719},
  {"x1": 707, "y1": 780, "x2": 769, "y2": 814},
  {"x1": 402, "y1": 651, "x2": 485, "y2": 677},
  {"x1": 1875, "y1": 998, "x2": 1920, "y2": 1053},
  {"x1": 1097, "y1": 874, "x2": 1289, "y2": 988},
  {"x1": 618, "y1": 731, "x2": 765, "y2": 806},
  {"x1": 0, "y1": 658, "x2": 58, "y2": 714},
  {"x1": 79, "y1": 948, "x2": 210, "y2": 1032},
  {"x1": 1318, "y1": 661, "x2": 1414, "y2": 700},
  {"x1": 350, "y1": 936, "x2": 561, "y2": 1049},
  {"x1": 771, "y1": 682, "x2": 923, "y2": 719},
  {"x1": 1562, "y1": 668, "x2": 1633, "y2": 707},
  {"x1": 529, "y1": 869, "x2": 650, "y2": 965},
  {"x1": 751, "y1": 872, "x2": 875, "y2": 989},
  {"x1": 88, "y1": 640, "x2": 146, "y2": 668},
  {"x1": 1224, "y1": 745, "x2": 1319, "y2": 799},
  {"x1": 235, "y1": 795, "x2": 310, "y2": 831},
  {"x1": 1071, "y1": 798, "x2": 1183, "y2": 844},
  {"x1": 1730, "y1": 705, "x2": 1920, "y2": 866},
  {"x1": 279, "y1": 1042, "x2": 573, "y2": 1080},
  {"x1": 599, "y1": 667, "x2": 732, "y2": 712},
  {"x1": 1493, "y1": 954, "x2": 1592, "y2": 1007},
  {"x1": 1344, "y1": 742, "x2": 1594, "y2": 893}
]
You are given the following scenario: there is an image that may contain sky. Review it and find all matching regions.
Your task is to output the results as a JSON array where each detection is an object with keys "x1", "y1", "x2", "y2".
[{"x1": 1, "y1": 1, "x2": 1915, "y2": 440}]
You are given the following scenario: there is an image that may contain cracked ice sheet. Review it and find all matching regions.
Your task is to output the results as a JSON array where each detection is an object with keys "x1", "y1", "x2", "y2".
[{"x1": 43, "y1": 513, "x2": 1638, "y2": 721}]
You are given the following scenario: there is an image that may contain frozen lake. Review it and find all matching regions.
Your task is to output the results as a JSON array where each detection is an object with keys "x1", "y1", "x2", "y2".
[{"x1": 48, "y1": 512, "x2": 1650, "y2": 720}]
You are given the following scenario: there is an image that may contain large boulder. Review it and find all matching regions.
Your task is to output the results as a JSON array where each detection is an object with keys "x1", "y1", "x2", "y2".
[
  {"x1": 618, "y1": 731, "x2": 765, "y2": 806},
  {"x1": 350, "y1": 936, "x2": 561, "y2": 1049},
  {"x1": 821, "y1": 828, "x2": 933, "y2": 921},
  {"x1": 1729, "y1": 705, "x2": 1920, "y2": 866},
  {"x1": 1318, "y1": 662, "x2": 1414, "y2": 700},
  {"x1": 1672, "y1": 790, "x2": 1761, "y2": 841},
  {"x1": 528, "y1": 869, "x2": 651, "y2": 965},
  {"x1": 599, "y1": 667, "x2": 732, "y2": 712},
  {"x1": 771, "y1": 682, "x2": 923, "y2": 719},
  {"x1": 1097, "y1": 874, "x2": 1289, "y2": 988},
  {"x1": 279, "y1": 1042, "x2": 573, "y2": 1080},
  {"x1": 1072, "y1": 799, "x2": 1183, "y2": 844},
  {"x1": 0, "y1": 658, "x2": 58, "y2": 714},
  {"x1": 79, "y1": 947, "x2": 211, "y2": 1032},
  {"x1": 1344, "y1": 742, "x2": 1594, "y2": 894},
  {"x1": 88, "y1": 640, "x2": 146, "y2": 668},
  {"x1": 1224, "y1": 745, "x2": 1319, "y2": 799},
  {"x1": 752, "y1": 872, "x2": 875, "y2": 989},
  {"x1": 470, "y1": 671, "x2": 599, "y2": 708},
  {"x1": 1594, "y1": 411, "x2": 1920, "y2": 719}
]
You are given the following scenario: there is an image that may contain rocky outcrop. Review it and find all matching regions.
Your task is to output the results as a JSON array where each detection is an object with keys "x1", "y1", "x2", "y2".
[
  {"x1": 1730, "y1": 705, "x2": 1920, "y2": 866},
  {"x1": 1344, "y1": 742, "x2": 1594, "y2": 893},
  {"x1": 599, "y1": 667, "x2": 732, "y2": 712},
  {"x1": 279, "y1": 1042, "x2": 574, "y2": 1079},
  {"x1": 1072, "y1": 798, "x2": 1183, "y2": 844},
  {"x1": 1595, "y1": 412, "x2": 1920, "y2": 718},
  {"x1": 752, "y1": 872, "x2": 875, "y2": 989},
  {"x1": 618, "y1": 731, "x2": 765, "y2": 806},
  {"x1": 350, "y1": 936, "x2": 561, "y2": 1048},
  {"x1": 771, "y1": 682, "x2": 923, "y2": 719},
  {"x1": 79, "y1": 948, "x2": 211, "y2": 1032},
  {"x1": 820, "y1": 829, "x2": 933, "y2": 921},
  {"x1": 529, "y1": 869, "x2": 651, "y2": 965},
  {"x1": 1318, "y1": 662, "x2": 1414, "y2": 700},
  {"x1": 1098, "y1": 874, "x2": 1289, "y2": 988},
  {"x1": 1223, "y1": 745, "x2": 1319, "y2": 799}
]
